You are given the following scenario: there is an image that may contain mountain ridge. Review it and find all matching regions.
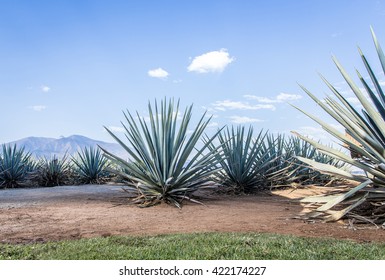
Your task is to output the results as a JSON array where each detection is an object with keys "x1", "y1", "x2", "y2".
[{"x1": 3, "y1": 135, "x2": 128, "y2": 159}]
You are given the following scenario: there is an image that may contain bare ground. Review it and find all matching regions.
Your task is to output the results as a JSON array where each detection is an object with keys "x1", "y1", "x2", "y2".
[{"x1": 1, "y1": 184, "x2": 385, "y2": 244}]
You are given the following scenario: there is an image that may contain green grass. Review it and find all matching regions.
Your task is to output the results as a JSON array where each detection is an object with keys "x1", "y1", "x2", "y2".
[{"x1": 1, "y1": 232, "x2": 384, "y2": 260}]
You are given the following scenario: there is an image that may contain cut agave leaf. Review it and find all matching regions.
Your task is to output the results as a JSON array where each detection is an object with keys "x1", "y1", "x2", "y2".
[
  {"x1": 295, "y1": 156, "x2": 365, "y2": 182},
  {"x1": 324, "y1": 193, "x2": 368, "y2": 222},
  {"x1": 317, "y1": 180, "x2": 371, "y2": 211}
]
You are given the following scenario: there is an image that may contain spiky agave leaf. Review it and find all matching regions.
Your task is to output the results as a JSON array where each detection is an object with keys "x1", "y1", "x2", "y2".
[
  {"x1": 72, "y1": 147, "x2": 110, "y2": 184},
  {"x1": 101, "y1": 98, "x2": 222, "y2": 208},
  {"x1": 293, "y1": 28, "x2": 385, "y2": 225},
  {"x1": 0, "y1": 144, "x2": 35, "y2": 188}
]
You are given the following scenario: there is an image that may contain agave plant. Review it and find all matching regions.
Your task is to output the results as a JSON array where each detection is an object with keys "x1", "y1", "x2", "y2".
[
  {"x1": 293, "y1": 27, "x2": 385, "y2": 225},
  {"x1": 72, "y1": 147, "x2": 110, "y2": 184},
  {"x1": 33, "y1": 155, "x2": 72, "y2": 187},
  {"x1": 208, "y1": 126, "x2": 274, "y2": 193},
  {"x1": 0, "y1": 144, "x2": 35, "y2": 188},
  {"x1": 102, "y1": 98, "x2": 222, "y2": 208}
]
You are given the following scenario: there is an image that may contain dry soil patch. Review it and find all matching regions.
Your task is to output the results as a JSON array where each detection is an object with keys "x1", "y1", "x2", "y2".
[{"x1": 1, "y1": 184, "x2": 384, "y2": 244}]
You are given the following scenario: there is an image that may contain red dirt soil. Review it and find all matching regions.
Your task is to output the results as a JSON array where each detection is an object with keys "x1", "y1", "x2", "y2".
[{"x1": 1, "y1": 184, "x2": 384, "y2": 244}]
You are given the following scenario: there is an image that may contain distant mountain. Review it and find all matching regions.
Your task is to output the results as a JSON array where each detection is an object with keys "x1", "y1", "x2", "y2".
[{"x1": 4, "y1": 135, "x2": 129, "y2": 159}]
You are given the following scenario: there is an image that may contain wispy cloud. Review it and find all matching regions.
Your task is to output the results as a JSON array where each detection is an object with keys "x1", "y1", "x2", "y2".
[
  {"x1": 296, "y1": 123, "x2": 344, "y2": 141},
  {"x1": 201, "y1": 106, "x2": 217, "y2": 113},
  {"x1": 41, "y1": 85, "x2": 51, "y2": 92},
  {"x1": 229, "y1": 116, "x2": 264, "y2": 124},
  {"x1": 296, "y1": 126, "x2": 331, "y2": 141},
  {"x1": 244, "y1": 93, "x2": 302, "y2": 103},
  {"x1": 346, "y1": 97, "x2": 361, "y2": 105},
  {"x1": 212, "y1": 100, "x2": 276, "y2": 111},
  {"x1": 187, "y1": 49, "x2": 234, "y2": 73},
  {"x1": 207, "y1": 122, "x2": 219, "y2": 128},
  {"x1": 148, "y1": 68, "x2": 169, "y2": 79},
  {"x1": 276, "y1": 93, "x2": 302, "y2": 102},
  {"x1": 106, "y1": 126, "x2": 125, "y2": 133},
  {"x1": 30, "y1": 105, "x2": 47, "y2": 112}
]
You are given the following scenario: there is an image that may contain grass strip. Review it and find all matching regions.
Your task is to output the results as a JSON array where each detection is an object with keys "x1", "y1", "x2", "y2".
[{"x1": 1, "y1": 232, "x2": 384, "y2": 260}]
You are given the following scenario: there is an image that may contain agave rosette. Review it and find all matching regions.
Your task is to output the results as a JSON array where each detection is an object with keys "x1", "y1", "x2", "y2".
[
  {"x1": 293, "y1": 28, "x2": 385, "y2": 225},
  {"x1": 102, "y1": 98, "x2": 222, "y2": 208},
  {"x1": 33, "y1": 155, "x2": 72, "y2": 187},
  {"x1": 72, "y1": 147, "x2": 110, "y2": 184},
  {"x1": 0, "y1": 144, "x2": 35, "y2": 188},
  {"x1": 208, "y1": 126, "x2": 275, "y2": 193}
]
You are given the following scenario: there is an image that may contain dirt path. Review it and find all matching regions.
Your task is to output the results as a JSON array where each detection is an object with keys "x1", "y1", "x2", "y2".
[{"x1": 1, "y1": 184, "x2": 384, "y2": 244}]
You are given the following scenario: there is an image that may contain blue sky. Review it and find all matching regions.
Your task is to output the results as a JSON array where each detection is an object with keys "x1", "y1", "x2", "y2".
[{"x1": 1, "y1": 0, "x2": 385, "y2": 144}]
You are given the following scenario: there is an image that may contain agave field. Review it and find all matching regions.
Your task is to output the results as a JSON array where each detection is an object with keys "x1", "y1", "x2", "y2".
[
  {"x1": 100, "y1": 98, "x2": 344, "y2": 207},
  {"x1": 1, "y1": 28, "x2": 385, "y2": 228},
  {"x1": 0, "y1": 146, "x2": 112, "y2": 188},
  {"x1": 0, "y1": 112, "x2": 340, "y2": 194}
]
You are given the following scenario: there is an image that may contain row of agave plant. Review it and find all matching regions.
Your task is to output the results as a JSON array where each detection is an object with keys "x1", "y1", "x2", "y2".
[
  {"x1": 101, "y1": 98, "x2": 342, "y2": 208},
  {"x1": 0, "y1": 107, "x2": 341, "y2": 203},
  {"x1": 0, "y1": 146, "x2": 111, "y2": 188}
]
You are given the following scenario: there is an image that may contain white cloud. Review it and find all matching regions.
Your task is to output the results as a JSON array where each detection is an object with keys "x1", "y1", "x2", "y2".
[
  {"x1": 30, "y1": 105, "x2": 46, "y2": 112},
  {"x1": 277, "y1": 93, "x2": 302, "y2": 102},
  {"x1": 207, "y1": 122, "x2": 219, "y2": 128},
  {"x1": 148, "y1": 68, "x2": 169, "y2": 78},
  {"x1": 296, "y1": 126, "x2": 331, "y2": 141},
  {"x1": 296, "y1": 124, "x2": 344, "y2": 141},
  {"x1": 107, "y1": 126, "x2": 125, "y2": 133},
  {"x1": 41, "y1": 85, "x2": 51, "y2": 92},
  {"x1": 332, "y1": 80, "x2": 347, "y2": 89},
  {"x1": 187, "y1": 49, "x2": 234, "y2": 73},
  {"x1": 244, "y1": 93, "x2": 302, "y2": 103},
  {"x1": 229, "y1": 116, "x2": 264, "y2": 124},
  {"x1": 212, "y1": 100, "x2": 276, "y2": 111},
  {"x1": 346, "y1": 97, "x2": 361, "y2": 105},
  {"x1": 294, "y1": 124, "x2": 347, "y2": 149},
  {"x1": 201, "y1": 106, "x2": 217, "y2": 113},
  {"x1": 243, "y1": 95, "x2": 276, "y2": 103}
]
